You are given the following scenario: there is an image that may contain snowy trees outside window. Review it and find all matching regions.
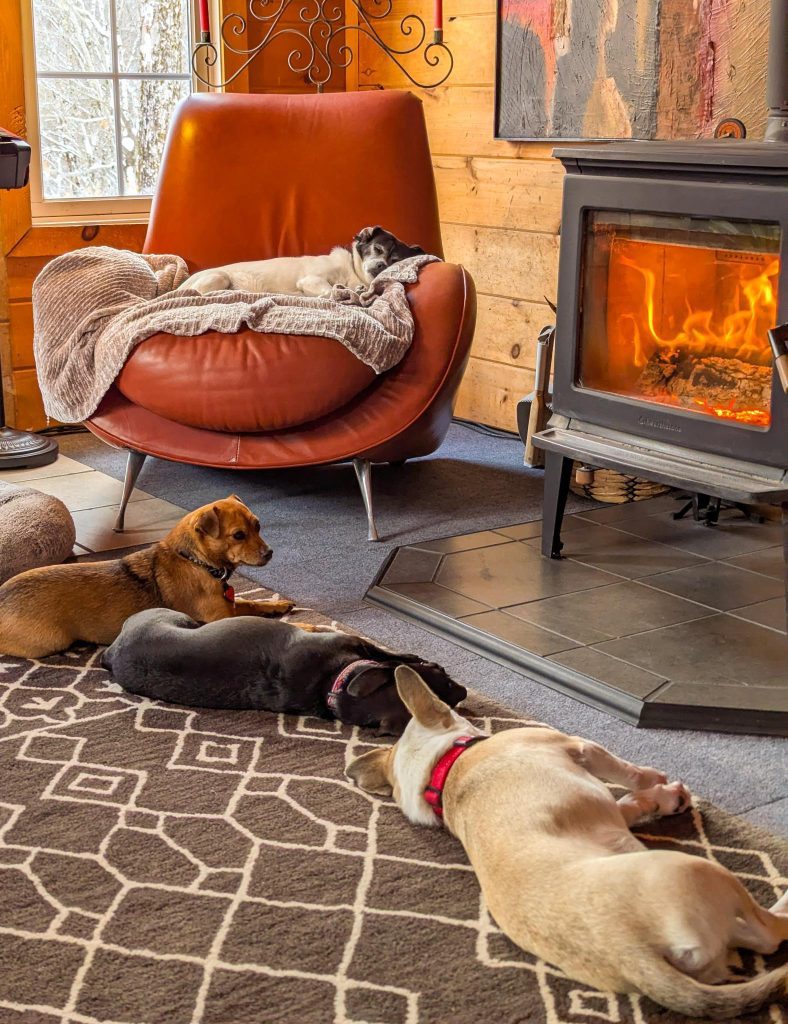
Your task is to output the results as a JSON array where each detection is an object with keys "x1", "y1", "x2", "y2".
[{"x1": 31, "y1": 0, "x2": 192, "y2": 200}]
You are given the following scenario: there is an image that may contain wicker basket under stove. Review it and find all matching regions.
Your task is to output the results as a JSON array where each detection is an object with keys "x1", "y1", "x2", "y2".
[{"x1": 569, "y1": 463, "x2": 672, "y2": 504}]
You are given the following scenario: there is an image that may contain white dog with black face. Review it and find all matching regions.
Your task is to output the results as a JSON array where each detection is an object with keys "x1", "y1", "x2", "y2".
[
  {"x1": 347, "y1": 667, "x2": 788, "y2": 1020},
  {"x1": 178, "y1": 226, "x2": 425, "y2": 298}
]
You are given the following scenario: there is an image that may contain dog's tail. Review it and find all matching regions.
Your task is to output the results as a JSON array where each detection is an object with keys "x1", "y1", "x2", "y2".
[{"x1": 627, "y1": 957, "x2": 787, "y2": 1019}]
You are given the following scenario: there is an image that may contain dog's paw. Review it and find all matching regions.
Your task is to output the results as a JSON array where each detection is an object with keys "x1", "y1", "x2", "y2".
[
  {"x1": 267, "y1": 599, "x2": 295, "y2": 615},
  {"x1": 654, "y1": 780, "x2": 692, "y2": 816},
  {"x1": 632, "y1": 766, "x2": 668, "y2": 790}
]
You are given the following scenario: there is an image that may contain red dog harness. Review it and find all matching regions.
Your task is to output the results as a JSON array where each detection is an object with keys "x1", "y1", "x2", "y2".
[{"x1": 423, "y1": 735, "x2": 487, "y2": 819}]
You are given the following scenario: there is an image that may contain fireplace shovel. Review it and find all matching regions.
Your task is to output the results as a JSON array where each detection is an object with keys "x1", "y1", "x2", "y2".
[{"x1": 523, "y1": 324, "x2": 555, "y2": 468}]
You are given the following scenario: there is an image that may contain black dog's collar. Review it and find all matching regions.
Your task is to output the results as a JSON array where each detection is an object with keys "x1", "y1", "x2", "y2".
[
  {"x1": 178, "y1": 550, "x2": 235, "y2": 602},
  {"x1": 326, "y1": 659, "x2": 383, "y2": 715}
]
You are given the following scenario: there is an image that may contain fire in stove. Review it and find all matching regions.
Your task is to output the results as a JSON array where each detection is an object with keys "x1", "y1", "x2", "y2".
[{"x1": 578, "y1": 218, "x2": 780, "y2": 431}]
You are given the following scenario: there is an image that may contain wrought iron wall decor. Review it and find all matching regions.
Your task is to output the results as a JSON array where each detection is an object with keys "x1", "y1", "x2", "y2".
[{"x1": 193, "y1": 0, "x2": 454, "y2": 92}]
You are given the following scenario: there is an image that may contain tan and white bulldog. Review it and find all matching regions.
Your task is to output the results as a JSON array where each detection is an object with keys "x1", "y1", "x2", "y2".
[{"x1": 347, "y1": 667, "x2": 788, "y2": 1020}]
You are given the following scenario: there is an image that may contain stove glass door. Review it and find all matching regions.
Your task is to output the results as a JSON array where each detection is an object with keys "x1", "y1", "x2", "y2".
[{"x1": 577, "y1": 211, "x2": 780, "y2": 430}]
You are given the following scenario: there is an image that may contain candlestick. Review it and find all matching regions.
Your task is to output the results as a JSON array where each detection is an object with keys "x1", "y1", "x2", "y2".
[{"x1": 199, "y1": 0, "x2": 211, "y2": 42}]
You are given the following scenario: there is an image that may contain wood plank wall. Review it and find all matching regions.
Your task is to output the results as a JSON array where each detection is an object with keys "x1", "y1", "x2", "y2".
[{"x1": 357, "y1": 0, "x2": 563, "y2": 431}]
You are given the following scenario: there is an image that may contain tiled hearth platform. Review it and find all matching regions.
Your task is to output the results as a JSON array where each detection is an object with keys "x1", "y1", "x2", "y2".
[{"x1": 367, "y1": 496, "x2": 787, "y2": 736}]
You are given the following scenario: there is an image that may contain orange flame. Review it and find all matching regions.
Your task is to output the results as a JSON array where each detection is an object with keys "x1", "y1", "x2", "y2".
[
  {"x1": 619, "y1": 256, "x2": 778, "y2": 368},
  {"x1": 616, "y1": 254, "x2": 778, "y2": 427}
]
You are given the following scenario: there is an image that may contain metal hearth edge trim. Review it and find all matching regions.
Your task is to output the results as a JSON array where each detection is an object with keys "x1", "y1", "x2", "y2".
[
  {"x1": 365, "y1": 551, "x2": 788, "y2": 737},
  {"x1": 535, "y1": 416, "x2": 788, "y2": 504}
]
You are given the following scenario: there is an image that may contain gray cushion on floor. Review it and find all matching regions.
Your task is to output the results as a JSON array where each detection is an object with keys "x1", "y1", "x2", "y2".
[{"x1": 0, "y1": 480, "x2": 76, "y2": 584}]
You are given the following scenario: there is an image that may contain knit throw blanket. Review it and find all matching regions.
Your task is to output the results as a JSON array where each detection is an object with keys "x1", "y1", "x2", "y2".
[{"x1": 32, "y1": 246, "x2": 440, "y2": 424}]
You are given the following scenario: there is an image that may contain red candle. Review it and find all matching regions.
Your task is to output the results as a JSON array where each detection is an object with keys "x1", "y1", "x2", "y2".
[
  {"x1": 434, "y1": 0, "x2": 442, "y2": 31},
  {"x1": 199, "y1": 0, "x2": 210, "y2": 37}
]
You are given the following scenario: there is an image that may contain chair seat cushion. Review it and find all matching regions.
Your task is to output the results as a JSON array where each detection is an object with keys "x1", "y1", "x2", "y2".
[
  {"x1": 0, "y1": 481, "x2": 76, "y2": 585},
  {"x1": 116, "y1": 329, "x2": 378, "y2": 432}
]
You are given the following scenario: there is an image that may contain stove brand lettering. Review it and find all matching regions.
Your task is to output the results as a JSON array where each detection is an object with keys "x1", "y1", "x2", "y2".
[{"x1": 638, "y1": 415, "x2": 682, "y2": 433}]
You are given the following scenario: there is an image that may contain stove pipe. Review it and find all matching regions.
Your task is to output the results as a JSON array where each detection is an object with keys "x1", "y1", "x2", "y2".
[{"x1": 765, "y1": 0, "x2": 788, "y2": 141}]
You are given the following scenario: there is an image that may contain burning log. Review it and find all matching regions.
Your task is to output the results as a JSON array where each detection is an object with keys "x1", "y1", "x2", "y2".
[{"x1": 636, "y1": 351, "x2": 772, "y2": 417}]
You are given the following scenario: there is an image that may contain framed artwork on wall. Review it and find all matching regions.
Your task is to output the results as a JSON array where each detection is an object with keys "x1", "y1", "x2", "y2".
[{"x1": 495, "y1": 0, "x2": 770, "y2": 142}]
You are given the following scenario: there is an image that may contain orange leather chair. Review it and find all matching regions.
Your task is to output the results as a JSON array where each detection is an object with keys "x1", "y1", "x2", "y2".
[{"x1": 86, "y1": 90, "x2": 476, "y2": 539}]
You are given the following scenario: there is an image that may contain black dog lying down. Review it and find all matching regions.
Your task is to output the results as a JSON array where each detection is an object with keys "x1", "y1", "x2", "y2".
[{"x1": 102, "y1": 608, "x2": 466, "y2": 734}]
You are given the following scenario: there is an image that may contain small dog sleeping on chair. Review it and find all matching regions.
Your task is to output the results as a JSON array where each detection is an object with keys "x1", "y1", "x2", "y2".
[{"x1": 179, "y1": 226, "x2": 425, "y2": 298}]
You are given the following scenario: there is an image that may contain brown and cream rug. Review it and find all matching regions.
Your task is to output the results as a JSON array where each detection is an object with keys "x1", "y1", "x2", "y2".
[{"x1": 0, "y1": 587, "x2": 786, "y2": 1024}]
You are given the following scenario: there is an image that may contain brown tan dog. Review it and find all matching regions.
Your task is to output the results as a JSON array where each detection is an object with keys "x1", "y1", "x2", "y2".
[
  {"x1": 0, "y1": 495, "x2": 295, "y2": 659},
  {"x1": 348, "y1": 668, "x2": 788, "y2": 1020}
]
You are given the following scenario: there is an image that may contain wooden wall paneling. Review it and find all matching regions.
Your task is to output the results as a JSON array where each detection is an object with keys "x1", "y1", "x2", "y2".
[
  {"x1": 417, "y1": 86, "x2": 558, "y2": 161},
  {"x1": 221, "y1": 0, "x2": 252, "y2": 93},
  {"x1": 8, "y1": 223, "x2": 148, "y2": 258},
  {"x1": 0, "y1": 321, "x2": 14, "y2": 425},
  {"x1": 10, "y1": 301, "x2": 33, "y2": 368},
  {"x1": 433, "y1": 155, "x2": 563, "y2": 233},
  {"x1": 344, "y1": 0, "x2": 359, "y2": 92},
  {"x1": 0, "y1": 0, "x2": 33, "y2": 257},
  {"x1": 442, "y1": 224, "x2": 559, "y2": 305},
  {"x1": 246, "y1": 4, "x2": 347, "y2": 93},
  {"x1": 9, "y1": 368, "x2": 48, "y2": 433},
  {"x1": 358, "y1": 84, "x2": 558, "y2": 164},
  {"x1": 454, "y1": 356, "x2": 534, "y2": 428},
  {"x1": 473, "y1": 295, "x2": 555, "y2": 371},
  {"x1": 358, "y1": 12, "x2": 495, "y2": 87}
]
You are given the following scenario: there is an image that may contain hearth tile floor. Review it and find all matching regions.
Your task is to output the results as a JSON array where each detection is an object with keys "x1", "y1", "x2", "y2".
[{"x1": 368, "y1": 496, "x2": 787, "y2": 735}]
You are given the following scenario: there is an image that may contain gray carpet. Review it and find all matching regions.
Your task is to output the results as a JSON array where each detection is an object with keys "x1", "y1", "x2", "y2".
[{"x1": 60, "y1": 425, "x2": 787, "y2": 836}]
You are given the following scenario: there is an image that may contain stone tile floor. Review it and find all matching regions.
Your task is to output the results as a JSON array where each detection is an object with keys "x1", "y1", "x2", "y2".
[
  {"x1": 0, "y1": 455, "x2": 187, "y2": 553},
  {"x1": 368, "y1": 495, "x2": 787, "y2": 735}
]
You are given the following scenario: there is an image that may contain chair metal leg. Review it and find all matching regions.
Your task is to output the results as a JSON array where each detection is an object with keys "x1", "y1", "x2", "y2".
[
  {"x1": 353, "y1": 458, "x2": 379, "y2": 542},
  {"x1": 113, "y1": 450, "x2": 147, "y2": 533}
]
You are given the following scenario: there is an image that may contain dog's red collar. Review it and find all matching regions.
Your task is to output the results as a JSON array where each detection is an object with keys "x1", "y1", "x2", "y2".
[
  {"x1": 424, "y1": 736, "x2": 486, "y2": 819},
  {"x1": 326, "y1": 659, "x2": 382, "y2": 715}
]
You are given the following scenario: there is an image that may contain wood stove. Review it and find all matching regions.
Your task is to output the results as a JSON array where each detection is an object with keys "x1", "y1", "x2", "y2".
[
  {"x1": 532, "y1": 142, "x2": 788, "y2": 567},
  {"x1": 367, "y1": 147, "x2": 787, "y2": 733}
]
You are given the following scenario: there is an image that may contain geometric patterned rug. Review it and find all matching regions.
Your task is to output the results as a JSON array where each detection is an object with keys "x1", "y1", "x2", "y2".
[{"x1": 0, "y1": 588, "x2": 786, "y2": 1024}]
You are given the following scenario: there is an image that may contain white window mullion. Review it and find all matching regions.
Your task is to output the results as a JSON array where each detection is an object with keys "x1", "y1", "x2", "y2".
[{"x1": 106, "y1": 0, "x2": 125, "y2": 197}]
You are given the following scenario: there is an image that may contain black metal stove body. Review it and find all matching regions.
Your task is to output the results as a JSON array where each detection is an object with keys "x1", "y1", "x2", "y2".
[{"x1": 532, "y1": 142, "x2": 788, "y2": 563}]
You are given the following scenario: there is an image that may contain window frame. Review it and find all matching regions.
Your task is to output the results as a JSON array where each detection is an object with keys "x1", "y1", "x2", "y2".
[{"x1": 20, "y1": 0, "x2": 220, "y2": 225}]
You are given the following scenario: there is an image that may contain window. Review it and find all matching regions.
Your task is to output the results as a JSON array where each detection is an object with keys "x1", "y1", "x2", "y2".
[{"x1": 22, "y1": 0, "x2": 195, "y2": 221}]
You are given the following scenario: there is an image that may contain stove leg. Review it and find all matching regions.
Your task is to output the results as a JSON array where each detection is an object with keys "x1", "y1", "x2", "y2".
[{"x1": 541, "y1": 452, "x2": 572, "y2": 559}]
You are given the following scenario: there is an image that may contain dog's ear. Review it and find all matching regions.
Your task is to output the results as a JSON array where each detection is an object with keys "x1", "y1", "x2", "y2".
[
  {"x1": 395, "y1": 666, "x2": 453, "y2": 729},
  {"x1": 346, "y1": 747, "x2": 392, "y2": 796},
  {"x1": 355, "y1": 225, "x2": 381, "y2": 244},
  {"x1": 402, "y1": 242, "x2": 426, "y2": 258},
  {"x1": 195, "y1": 506, "x2": 221, "y2": 538},
  {"x1": 346, "y1": 664, "x2": 392, "y2": 699},
  {"x1": 228, "y1": 493, "x2": 243, "y2": 503},
  {"x1": 415, "y1": 662, "x2": 468, "y2": 708}
]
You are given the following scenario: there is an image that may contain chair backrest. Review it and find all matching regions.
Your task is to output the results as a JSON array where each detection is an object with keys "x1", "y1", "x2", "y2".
[{"x1": 145, "y1": 90, "x2": 443, "y2": 268}]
